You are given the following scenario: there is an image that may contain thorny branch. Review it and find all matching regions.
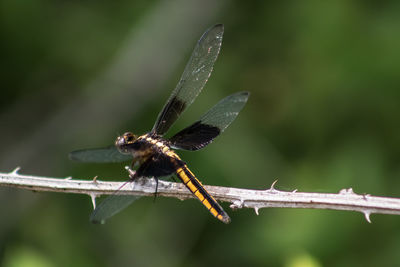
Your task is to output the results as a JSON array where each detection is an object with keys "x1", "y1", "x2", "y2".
[{"x1": 2, "y1": 167, "x2": 400, "y2": 223}]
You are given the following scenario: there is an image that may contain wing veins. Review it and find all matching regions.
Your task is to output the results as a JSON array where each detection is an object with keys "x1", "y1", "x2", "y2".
[
  {"x1": 170, "y1": 91, "x2": 249, "y2": 151},
  {"x1": 152, "y1": 24, "x2": 224, "y2": 135}
]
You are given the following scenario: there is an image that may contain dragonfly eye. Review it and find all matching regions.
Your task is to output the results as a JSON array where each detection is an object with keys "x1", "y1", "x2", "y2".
[{"x1": 123, "y1": 132, "x2": 136, "y2": 143}]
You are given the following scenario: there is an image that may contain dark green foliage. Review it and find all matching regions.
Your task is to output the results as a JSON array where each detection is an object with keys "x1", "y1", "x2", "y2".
[{"x1": 2, "y1": 1, "x2": 400, "y2": 266}]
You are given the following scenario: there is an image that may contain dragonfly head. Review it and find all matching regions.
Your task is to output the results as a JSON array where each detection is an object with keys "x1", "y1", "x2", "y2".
[{"x1": 115, "y1": 132, "x2": 138, "y2": 154}]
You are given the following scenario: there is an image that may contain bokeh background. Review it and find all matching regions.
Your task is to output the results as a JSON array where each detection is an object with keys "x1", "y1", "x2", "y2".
[{"x1": 1, "y1": 1, "x2": 400, "y2": 266}]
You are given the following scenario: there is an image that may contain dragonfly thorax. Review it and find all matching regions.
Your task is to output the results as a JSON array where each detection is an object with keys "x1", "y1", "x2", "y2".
[{"x1": 115, "y1": 132, "x2": 171, "y2": 158}]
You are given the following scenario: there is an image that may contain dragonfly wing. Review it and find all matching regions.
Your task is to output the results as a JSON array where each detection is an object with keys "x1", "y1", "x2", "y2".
[
  {"x1": 90, "y1": 154, "x2": 183, "y2": 224},
  {"x1": 152, "y1": 24, "x2": 224, "y2": 135},
  {"x1": 90, "y1": 194, "x2": 141, "y2": 224},
  {"x1": 170, "y1": 91, "x2": 249, "y2": 150},
  {"x1": 69, "y1": 146, "x2": 132, "y2": 163}
]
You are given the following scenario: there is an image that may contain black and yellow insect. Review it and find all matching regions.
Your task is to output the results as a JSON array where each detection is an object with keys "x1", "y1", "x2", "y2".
[{"x1": 70, "y1": 24, "x2": 249, "y2": 224}]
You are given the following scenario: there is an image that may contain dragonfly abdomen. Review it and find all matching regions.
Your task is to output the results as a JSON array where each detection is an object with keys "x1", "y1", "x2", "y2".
[{"x1": 175, "y1": 164, "x2": 231, "y2": 224}]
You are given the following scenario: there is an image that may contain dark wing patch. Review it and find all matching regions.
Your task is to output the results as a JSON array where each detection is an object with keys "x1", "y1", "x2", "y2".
[
  {"x1": 69, "y1": 146, "x2": 132, "y2": 163},
  {"x1": 152, "y1": 24, "x2": 224, "y2": 135},
  {"x1": 151, "y1": 96, "x2": 186, "y2": 137},
  {"x1": 169, "y1": 121, "x2": 220, "y2": 150},
  {"x1": 170, "y1": 91, "x2": 249, "y2": 151},
  {"x1": 136, "y1": 153, "x2": 184, "y2": 178}
]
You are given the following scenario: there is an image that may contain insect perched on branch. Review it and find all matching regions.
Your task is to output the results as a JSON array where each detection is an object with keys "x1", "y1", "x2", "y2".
[{"x1": 70, "y1": 24, "x2": 249, "y2": 224}]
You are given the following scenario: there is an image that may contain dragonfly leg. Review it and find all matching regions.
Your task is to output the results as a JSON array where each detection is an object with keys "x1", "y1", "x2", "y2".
[
  {"x1": 124, "y1": 166, "x2": 137, "y2": 181},
  {"x1": 153, "y1": 178, "x2": 159, "y2": 203}
]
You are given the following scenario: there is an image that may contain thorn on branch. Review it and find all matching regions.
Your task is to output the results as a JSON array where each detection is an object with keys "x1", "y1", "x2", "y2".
[
  {"x1": 364, "y1": 211, "x2": 372, "y2": 223},
  {"x1": 266, "y1": 179, "x2": 279, "y2": 193},
  {"x1": 89, "y1": 193, "x2": 97, "y2": 210},
  {"x1": 92, "y1": 176, "x2": 98, "y2": 183},
  {"x1": 10, "y1": 167, "x2": 21, "y2": 175},
  {"x1": 254, "y1": 207, "x2": 259, "y2": 215},
  {"x1": 339, "y1": 188, "x2": 356, "y2": 195}
]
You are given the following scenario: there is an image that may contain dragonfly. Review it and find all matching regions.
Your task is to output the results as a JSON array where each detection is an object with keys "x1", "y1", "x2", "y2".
[{"x1": 70, "y1": 24, "x2": 249, "y2": 224}]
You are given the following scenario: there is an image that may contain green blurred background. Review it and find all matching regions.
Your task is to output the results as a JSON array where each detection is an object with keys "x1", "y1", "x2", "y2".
[{"x1": 1, "y1": 0, "x2": 400, "y2": 266}]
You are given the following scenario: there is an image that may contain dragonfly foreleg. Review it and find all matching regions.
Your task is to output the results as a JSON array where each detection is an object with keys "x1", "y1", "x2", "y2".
[{"x1": 124, "y1": 166, "x2": 137, "y2": 180}]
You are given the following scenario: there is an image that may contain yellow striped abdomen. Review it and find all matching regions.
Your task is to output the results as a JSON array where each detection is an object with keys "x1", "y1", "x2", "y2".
[{"x1": 175, "y1": 165, "x2": 231, "y2": 224}]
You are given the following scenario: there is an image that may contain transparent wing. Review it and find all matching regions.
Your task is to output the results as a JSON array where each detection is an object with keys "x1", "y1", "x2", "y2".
[
  {"x1": 170, "y1": 91, "x2": 249, "y2": 150},
  {"x1": 90, "y1": 193, "x2": 140, "y2": 224},
  {"x1": 69, "y1": 146, "x2": 132, "y2": 163},
  {"x1": 195, "y1": 91, "x2": 249, "y2": 132},
  {"x1": 152, "y1": 24, "x2": 224, "y2": 135},
  {"x1": 90, "y1": 154, "x2": 181, "y2": 224}
]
